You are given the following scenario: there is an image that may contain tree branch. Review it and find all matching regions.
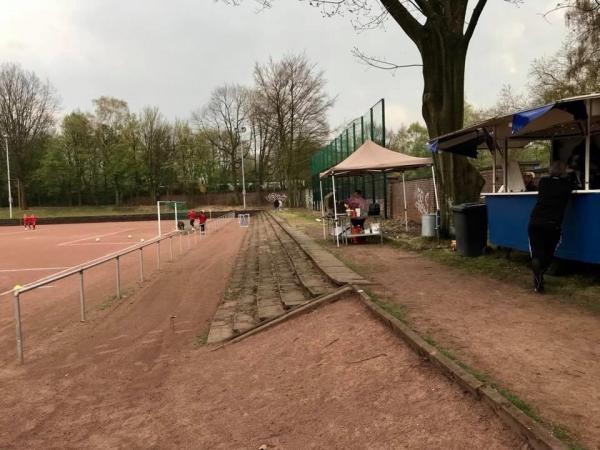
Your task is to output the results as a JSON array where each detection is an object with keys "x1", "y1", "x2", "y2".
[
  {"x1": 379, "y1": 0, "x2": 423, "y2": 44},
  {"x1": 464, "y1": 0, "x2": 487, "y2": 43},
  {"x1": 352, "y1": 47, "x2": 422, "y2": 71}
]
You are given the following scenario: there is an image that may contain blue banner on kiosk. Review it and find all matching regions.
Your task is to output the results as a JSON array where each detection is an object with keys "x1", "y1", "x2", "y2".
[{"x1": 511, "y1": 104, "x2": 554, "y2": 135}]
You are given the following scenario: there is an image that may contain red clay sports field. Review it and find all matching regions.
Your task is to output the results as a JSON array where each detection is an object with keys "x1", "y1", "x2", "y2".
[{"x1": 0, "y1": 219, "x2": 197, "y2": 360}]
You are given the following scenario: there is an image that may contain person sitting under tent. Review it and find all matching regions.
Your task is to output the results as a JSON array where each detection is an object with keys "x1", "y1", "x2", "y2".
[
  {"x1": 523, "y1": 172, "x2": 537, "y2": 192},
  {"x1": 345, "y1": 190, "x2": 366, "y2": 213}
]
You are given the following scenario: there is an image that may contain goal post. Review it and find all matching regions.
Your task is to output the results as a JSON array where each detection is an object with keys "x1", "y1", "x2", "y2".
[{"x1": 156, "y1": 201, "x2": 187, "y2": 235}]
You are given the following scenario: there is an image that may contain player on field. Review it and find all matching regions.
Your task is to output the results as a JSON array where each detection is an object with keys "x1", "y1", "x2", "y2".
[
  {"x1": 187, "y1": 209, "x2": 196, "y2": 229},
  {"x1": 198, "y1": 210, "x2": 207, "y2": 234}
]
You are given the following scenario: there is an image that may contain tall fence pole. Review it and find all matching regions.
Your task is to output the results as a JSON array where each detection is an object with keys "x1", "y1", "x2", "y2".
[
  {"x1": 139, "y1": 248, "x2": 144, "y2": 282},
  {"x1": 79, "y1": 270, "x2": 86, "y2": 322},
  {"x1": 115, "y1": 257, "x2": 121, "y2": 299},
  {"x1": 13, "y1": 292, "x2": 23, "y2": 364}
]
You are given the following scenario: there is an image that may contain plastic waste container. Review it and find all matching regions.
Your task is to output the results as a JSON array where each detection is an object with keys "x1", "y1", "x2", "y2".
[
  {"x1": 421, "y1": 214, "x2": 436, "y2": 237},
  {"x1": 452, "y1": 203, "x2": 488, "y2": 257}
]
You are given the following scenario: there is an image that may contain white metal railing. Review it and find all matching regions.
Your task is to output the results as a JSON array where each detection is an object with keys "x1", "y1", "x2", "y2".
[{"x1": 10, "y1": 211, "x2": 235, "y2": 363}]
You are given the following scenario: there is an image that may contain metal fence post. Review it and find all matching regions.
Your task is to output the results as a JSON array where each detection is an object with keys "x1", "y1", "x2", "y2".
[
  {"x1": 116, "y1": 256, "x2": 121, "y2": 299},
  {"x1": 13, "y1": 292, "x2": 23, "y2": 363},
  {"x1": 169, "y1": 236, "x2": 174, "y2": 261},
  {"x1": 156, "y1": 241, "x2": 161, "y2": 271},
  {"x1": 139, "y1": 248, "x2": 144, "y2": 282},
  {"x1": 79, "y1": 270, "x2": 86, "y2": 322}
]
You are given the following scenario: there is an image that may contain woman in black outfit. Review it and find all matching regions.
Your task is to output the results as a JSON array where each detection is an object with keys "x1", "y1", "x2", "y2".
[{"x1": 528, "y1": 161, "x2": 578, "y2": 293}]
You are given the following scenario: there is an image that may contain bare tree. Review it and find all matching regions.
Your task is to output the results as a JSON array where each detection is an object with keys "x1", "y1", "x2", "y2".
[
  {"x1": 193, "y1": 85, "x2": 249, "y2": 194},
  {"x1": 139, "y1": 107, "x2": 172, "y2": 201},
  {"x1": 530, "y1": 0, "x2": 600, "y2": 103},
  {"x1": 254, "y1": 54, "x2": 333, "y2": 206},
  {"x1": 226, "y1": 0, "x2": 530, "y2": 230},
  {"x1": 0, "y1": 63, "x2": 59, "y2": 208},
  {"x1": 247, "y1": 89, "x2": 277, "y2": 193}
]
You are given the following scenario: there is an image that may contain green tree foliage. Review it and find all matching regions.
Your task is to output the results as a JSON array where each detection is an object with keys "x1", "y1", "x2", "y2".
[
  {"x1": 0, "y1": 63, "x2": 59, "y2": 208},
  {"x1": 530, "y1": 0, "x2": 600, "y2": 103}
]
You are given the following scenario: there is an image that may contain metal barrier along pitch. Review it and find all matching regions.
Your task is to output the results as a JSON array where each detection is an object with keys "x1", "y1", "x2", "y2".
[{"x1": 10, "y1": 211, "x2": 236, "y2": 363}]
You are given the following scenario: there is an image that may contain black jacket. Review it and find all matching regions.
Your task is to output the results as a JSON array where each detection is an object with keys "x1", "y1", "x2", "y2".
[{"x1": 529, "y1": 173, "x2": 577, "y2": 227}]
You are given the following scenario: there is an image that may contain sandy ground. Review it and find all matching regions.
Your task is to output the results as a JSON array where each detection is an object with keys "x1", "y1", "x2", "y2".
[
  {"x1": 0, "y1": 220, "x2": 224, "y2": 362},
  {"x1": 0, "y1": 290, "x2": 522, "y2": 448},
  {"x1": 0, "y1": 219, "x2": 244, "y2": 444},
  {"x1": 286, "y1": 215, "x2": 600, "y2": 448}
]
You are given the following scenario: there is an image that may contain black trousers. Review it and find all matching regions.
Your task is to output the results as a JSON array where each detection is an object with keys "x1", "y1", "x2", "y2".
[{"x1": 528, "y1": 222, "x2": 561, "y2": 275}]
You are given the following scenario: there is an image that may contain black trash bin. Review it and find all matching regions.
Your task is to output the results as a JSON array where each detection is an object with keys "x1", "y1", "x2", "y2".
[{"x1": 452, "y1": 203, "x2": 488, "y2": 257}]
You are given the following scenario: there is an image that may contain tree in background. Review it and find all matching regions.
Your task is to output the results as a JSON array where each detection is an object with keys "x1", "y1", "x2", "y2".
[
  {"x1": 193, "y1": 84, "x2": 249, "y2": 195},
  {"x1": 0, "y1": 63, "x2": 59, "y2": 209},
  {"x1": 253, "y1": 54, "x2": 333, "y2": 206},
  {"x1": 60, "y1": 112, "x2": 95, "y2": 205},
  {"x1": 139, "y1": 107, "x2": 173, "y2": 202},
  {"x1": 228, "y1": 0, "x2": 527, "y2": 232},
  {"x1": 530, "y1": 0, "x2": 600, "y2": 102}
]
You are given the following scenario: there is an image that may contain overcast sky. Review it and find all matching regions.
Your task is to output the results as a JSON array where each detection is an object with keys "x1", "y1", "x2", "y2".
[{"x1": 0, "y1": 0, "x2": 567, "y2": 133}]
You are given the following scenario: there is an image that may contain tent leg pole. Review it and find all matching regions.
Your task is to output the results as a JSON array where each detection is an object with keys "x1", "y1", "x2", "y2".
[
  {"x1": 332, "y1": 175, "x2": 339, "y2": 247},
  {"x1": 383, "y1": 173, "x2": 388, "y2": 219},
  {"x1": 431, "y1": 165, "x2": 440, "y2": 240},
  {"x1": 402, "y1": 172, "x2": 408, "y2": 233},
  {"x1": 320, "y1": 179, "x2": 326, "y2": 240},
  {"x1": 585, "y1": 99, "x2": 591, "y2": 190}
]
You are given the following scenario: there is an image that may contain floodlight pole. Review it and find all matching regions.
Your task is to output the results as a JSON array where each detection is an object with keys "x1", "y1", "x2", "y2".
[
  {"x1": 4, "y1": 135, "x2": 13, "y2": 219},
  {"x1": 238, "y1": 126, "x2": 247, "y2": 210}
]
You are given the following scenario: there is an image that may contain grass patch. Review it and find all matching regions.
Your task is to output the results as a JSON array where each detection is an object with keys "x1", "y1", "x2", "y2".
[
  {"x1": 98, "y1": 294, "x2": 119, "y2": 311},
  {"x1": 285, "y1": 209, "x2": 600, "y2": 314},
  {"x1": 283, "y1": 208, "x2": 588, "y2": 448},
  {"x1": 414, "y1": 333, "x2": 585, "y2": 449},
  {"x1": 194, "y1": 329, "x2": 209, "y2": 347},
  {"x1": 363, "y1": 287, "x2": 408, "y2": 324}
]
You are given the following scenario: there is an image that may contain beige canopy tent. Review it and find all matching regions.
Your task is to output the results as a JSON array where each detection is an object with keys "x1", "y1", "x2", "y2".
[{"x1": 318, "y1": 140, "x2": 439, "y2": 245}]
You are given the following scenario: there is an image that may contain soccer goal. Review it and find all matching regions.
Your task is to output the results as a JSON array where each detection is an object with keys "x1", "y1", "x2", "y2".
[{"x1": 156, "y1": 201, "x2": 187, "y2": 235}]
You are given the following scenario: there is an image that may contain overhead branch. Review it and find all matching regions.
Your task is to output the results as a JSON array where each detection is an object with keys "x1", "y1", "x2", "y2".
[
  {"x1": 352, "y1": 47, "x2": 422, "y2": 71},
  {"x1": 464, "y1": 0, "x2": 487, "y2": 43},
  {"x1": 379, "y1": 0, "x2": 423, "y2": 44}
]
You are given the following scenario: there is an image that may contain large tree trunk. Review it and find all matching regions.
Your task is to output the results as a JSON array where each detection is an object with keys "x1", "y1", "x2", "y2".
[{"x1": 419, "y1": 25, "x2": 484, "y2": 234}]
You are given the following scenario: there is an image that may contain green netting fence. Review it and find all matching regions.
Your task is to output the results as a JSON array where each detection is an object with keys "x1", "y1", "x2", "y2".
[{"x1": 311, "y1": 98, "x2": 387, "y2": 216}]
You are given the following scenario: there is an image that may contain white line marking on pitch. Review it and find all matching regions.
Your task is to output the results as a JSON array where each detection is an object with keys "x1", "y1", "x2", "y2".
[
  {"x1": 0, "y1": 267, "x2": 70, "y2": 273},
  {"x1": 58, "y1": 229, "x2": 134, "y2": 246}
]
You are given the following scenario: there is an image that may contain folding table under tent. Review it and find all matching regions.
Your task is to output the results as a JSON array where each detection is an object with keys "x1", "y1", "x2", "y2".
[{"x1": 318, "y1": 139, "x2": 438, "y2": 246}]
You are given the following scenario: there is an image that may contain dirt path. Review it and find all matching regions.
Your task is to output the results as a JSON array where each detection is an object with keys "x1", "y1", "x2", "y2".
[
  {"x1": 3, "y1": 295, "x2": 523, "y2": 448},
  {"x1": 0, "y1": 220, "x2": 245, "y2": 448},
  {"x1": 283, "y1": 213, "x2": 600, "y2": 448}
]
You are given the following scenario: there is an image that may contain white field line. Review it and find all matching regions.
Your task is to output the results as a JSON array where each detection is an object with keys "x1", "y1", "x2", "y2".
[{"x1": 58, "y1": 228, "x2": 135, "y2": 246}]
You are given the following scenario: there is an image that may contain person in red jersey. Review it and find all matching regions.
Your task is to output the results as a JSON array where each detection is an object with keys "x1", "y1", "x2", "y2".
[
  {"x1": 197, "y1": 210, "x2": 207, "y2": 234},
  {"x1": 186, "y1": 209, "x2": 196, "y2": 229}
]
